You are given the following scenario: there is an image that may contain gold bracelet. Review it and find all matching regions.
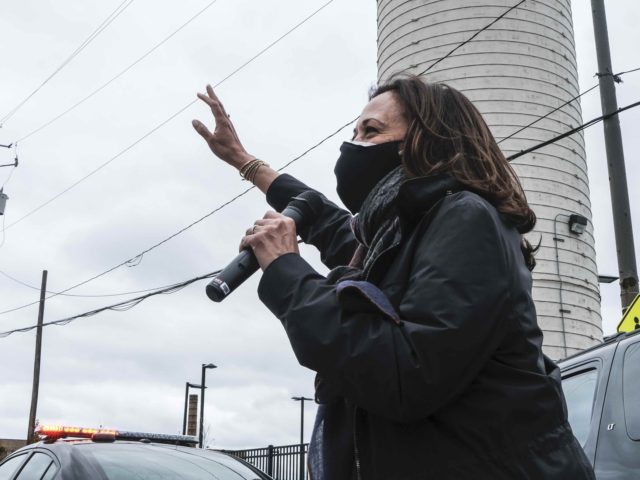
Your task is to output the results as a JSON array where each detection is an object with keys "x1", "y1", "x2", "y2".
[
  {"x1": 246, "y1": 161, "x2": 267, "y2": 183},
  {"x1": 240, "y1": 159, "x2": 269, "y2": 182},
  {"x1": 242, "y1": 161, "x2": 260, "y2": 181},
  {"x1": 239, "y1": 158, "x2": 260, "y2": 178},
  {"x1": 253, "y1": 163, "x2": 268, "y2": 182}
]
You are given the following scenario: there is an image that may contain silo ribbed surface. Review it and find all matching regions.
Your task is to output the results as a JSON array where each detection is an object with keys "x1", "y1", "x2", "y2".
[{"x1": 377, "y1": 0, "x2": 602, "y2": 359}]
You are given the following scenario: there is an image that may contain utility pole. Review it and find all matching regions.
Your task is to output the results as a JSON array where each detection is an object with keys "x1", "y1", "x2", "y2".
[
  {"x1": 199, "y1": 363, "x2": 216, "y2": 448},
  {"x1": 591, "y1": 0, "x2": 639, "y2": 310},
  {"x1": 292, "y1": 396, "x2": 312, "y2": 480},
  {"x1": 27, "y1": 270, "x2": 47, "y2": 443}
]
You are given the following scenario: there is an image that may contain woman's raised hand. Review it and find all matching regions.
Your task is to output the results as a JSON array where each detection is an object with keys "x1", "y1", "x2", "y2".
[{"x1": 192, "y1": 85, "x2": 254, "y2": 170}]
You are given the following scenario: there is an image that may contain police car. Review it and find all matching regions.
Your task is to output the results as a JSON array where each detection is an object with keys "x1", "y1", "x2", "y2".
[{"x1": 0, "y1": 425, "x2": 273, "y2": 479}]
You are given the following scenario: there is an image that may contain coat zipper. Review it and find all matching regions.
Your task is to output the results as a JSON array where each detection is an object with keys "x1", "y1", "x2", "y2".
[
  {"x1": 364, "y1": 241, "x2": 400, "y2": 283},
  {"x1": 352, "y1": 194, "x2": 451, "y2": 477},
  {"x1": 353, "y1": 405, "x2": 363, "y2": 480}
]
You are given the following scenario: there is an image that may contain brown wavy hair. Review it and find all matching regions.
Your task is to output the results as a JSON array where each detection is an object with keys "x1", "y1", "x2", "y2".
[{"x1": 371, "y1": 75, "x2": 537, "y2": 269}]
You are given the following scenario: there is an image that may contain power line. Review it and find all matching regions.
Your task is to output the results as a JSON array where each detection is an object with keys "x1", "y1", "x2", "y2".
[
  {"x1": 497, "y1": 83, "x2": 600, "y2": 145},
  {"x1": 0, "y1": 0, "x2": 589, "y2": 336},
  {"x1": 4, "y1": 0, "x2": 335, "y2": 232},
  {"x1": 0, "y1": 118, "x2": 355, "y2": 317},
  {"x1": 0, "y1": 270, "x2": 221, "y2": 339},
  {"x1": 0, "y1": 0, "x2": 519, "y2": 315},
  {"x1": 0, "y1": 0, "x2": 135, "y2": 126},
  {"x1": 413, "y1": 0, "x2": 597, "y2": 151},
  {"x1": 0, "y1": 79, "x2": 616, "y2": 316},
  {"x1": 497, "y1": 66, "x2": 640, "y2": 149},
  {"x1": 507, "y1": 99, "x2": 640, "y2": 161},
  {"x1": 0, "y1": 269, "x2": 197, "y2": 298},
  {"x1": 497, "y1": 64, "x2": 640, "y2": 146},
  {"x1": 616, "y1": 66, "x2": 640, "y2": 77},
  {"x1": 418, "y1": 0, "x2": 526, "y2": 76},
  {"x1": 3, "y1": 1, "x2": 633, "y2": 332},
  {"x1": 16, "y1": 0, "x2": 220, "y2": 143},
  {"x1": 596, "y1": 66, "x2": 640, "y2": 84},
  {"x1": 10, "y1": 0, "x2": 618, "y2": 238},
  {"x1": 275, "y1": 118, "x2": 357, "y2": 171},
  {"x1": 3, "y1": 97, "x2": 640, "y2": 337}
]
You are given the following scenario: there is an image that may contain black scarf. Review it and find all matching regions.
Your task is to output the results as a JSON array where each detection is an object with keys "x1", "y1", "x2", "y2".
[
  {"x1": 352, "y1": 166, "x2": 405, "y2": 272},
  {"x1": 325, "y1": 166, "x2": 405, "y2": 284}
]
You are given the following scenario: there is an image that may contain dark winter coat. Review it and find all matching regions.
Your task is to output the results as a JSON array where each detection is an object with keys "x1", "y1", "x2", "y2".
[{"x1": 258, "y1": 173, "x2": 595, "y2": 480}]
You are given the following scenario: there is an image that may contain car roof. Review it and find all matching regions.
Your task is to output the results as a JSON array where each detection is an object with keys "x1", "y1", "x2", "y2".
[
  {"x1": 8, "y1": 441, "x2": 271, "y2": 480},
  {"x1": 558, "y1": 328, "x2": 640, "y2": 367}
]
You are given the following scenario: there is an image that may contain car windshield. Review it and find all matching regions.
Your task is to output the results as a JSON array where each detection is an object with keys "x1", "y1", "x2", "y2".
[{"x1": 73, "y1": 443, "x2": 263, "y2": 480}]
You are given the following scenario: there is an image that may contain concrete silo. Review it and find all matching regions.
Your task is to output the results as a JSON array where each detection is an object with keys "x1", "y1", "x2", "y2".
[{"x1": 377, "y1": 0, "x2": 602, "y2": 359}]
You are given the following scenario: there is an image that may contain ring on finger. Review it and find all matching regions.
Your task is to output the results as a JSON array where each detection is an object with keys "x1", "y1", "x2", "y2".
[{"x1": 252, "y1": 225, "x2": 257, "y2": 234}]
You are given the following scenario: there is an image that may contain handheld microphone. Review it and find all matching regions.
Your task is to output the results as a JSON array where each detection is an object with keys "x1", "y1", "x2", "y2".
[{"x1": 206, "y1": 190, "x2": 323, "y2": 302}]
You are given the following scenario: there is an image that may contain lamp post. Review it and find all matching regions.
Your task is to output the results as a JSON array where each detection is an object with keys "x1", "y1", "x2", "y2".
[
  {"x1": 292, "y1": 396, "x2": 313, "y2": 480},
  {"x1": 182, "y1": 382, "x2": 204, "y2": 435},
  {"x1": 199, "y1": 363, "x2": 217, "y2": 448}
]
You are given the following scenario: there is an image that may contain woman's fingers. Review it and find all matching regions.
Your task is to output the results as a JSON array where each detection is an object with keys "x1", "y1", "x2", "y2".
[
  {"x1": 193, "y1": 84, "x2": 256, "y2": 169},
  {"x1": 238, "y1": 213, "x2": 299, "y2": 269},
  {"x1": 191, "y1": 119, "x2": 212, "y2": 141},
  {"x1": 197, "y1": 87, "x2": 226, "y2": 120},
  {"x1": 206, "y1": 85, "x2": 229, "y2": 116},
  {"x1": 195, "y1": 86, "x2": 237, "y2": 140},
  {"x1": 263, "y1": 211, "x2": 281, "y2": 219},
  {"x1": 244, "y1": 218, "x2": 272, "y2": 237},
  {"x1": 239, "y1": 227, "x2": 261, "y2": 251},
  {"x1": 245, "y1": 224, "x2": 259, "y2": 236}
]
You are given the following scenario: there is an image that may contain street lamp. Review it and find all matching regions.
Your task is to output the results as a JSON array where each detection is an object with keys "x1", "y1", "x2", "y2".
[
  {"x1": 182, "y1": 382, "x2": 205, "y2": 435},
  {"x1": 200, "y1": 363, "x2": 217, "y2": 448},
  {"x1": 292, "y1": 396, "x2": 313, "y2": 480},
  {"x1": 598, "y1": 275, "x2": 619, "y2": 284}
]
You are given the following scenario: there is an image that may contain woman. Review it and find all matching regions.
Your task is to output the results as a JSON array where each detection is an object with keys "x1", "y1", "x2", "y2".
[{"x1": 192, "y1": 76, "x2": 594, "y2": 479}]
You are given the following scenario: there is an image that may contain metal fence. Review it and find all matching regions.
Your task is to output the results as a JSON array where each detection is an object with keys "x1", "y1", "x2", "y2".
[{"x1": 222, "y1": 443, "x2": 309, "y2": 480}]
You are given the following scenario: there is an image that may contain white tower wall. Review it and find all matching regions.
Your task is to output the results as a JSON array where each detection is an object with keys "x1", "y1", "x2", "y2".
[{"x1": 377, "y1": 0, "x2": 602, "y2": 359}]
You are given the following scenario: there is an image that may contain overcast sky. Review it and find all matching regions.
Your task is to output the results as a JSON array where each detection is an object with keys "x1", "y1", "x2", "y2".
[{"x1": 0, "y1": 0, "x2": 638, "y2": 449}]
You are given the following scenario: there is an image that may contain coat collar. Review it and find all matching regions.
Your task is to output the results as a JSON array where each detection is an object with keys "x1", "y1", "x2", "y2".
[{"x1": 397, "y1": 173, "x2": 463, "y2": 222}]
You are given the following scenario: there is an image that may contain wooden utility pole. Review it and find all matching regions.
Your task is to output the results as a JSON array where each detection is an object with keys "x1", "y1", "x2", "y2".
[
  {"x1": 27, "y1": 270, "x2": 47, "y2": 443},
  {"x1": 591, "y1": 0, "x2": 639, "y2": 309}
]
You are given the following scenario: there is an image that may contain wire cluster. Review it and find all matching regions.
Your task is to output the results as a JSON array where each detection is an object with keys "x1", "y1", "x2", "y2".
[
  {"x1": 0, "y1": 270, "x2": 220, "y2": 338},
  {"x1": 1, "y1": 0, "x2": 638, "y2": 340}
]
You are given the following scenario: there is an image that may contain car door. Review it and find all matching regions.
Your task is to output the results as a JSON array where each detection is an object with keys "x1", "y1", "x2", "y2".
[
  {"x1": 593, "y1": 335, "x2": 640, "y2": 479},
  {"x1": 558, "y1": 343, "x2": 617, "y2": 465},
  {"x1": 561, "y1": 355, "x2": 608, "y2": 465}
]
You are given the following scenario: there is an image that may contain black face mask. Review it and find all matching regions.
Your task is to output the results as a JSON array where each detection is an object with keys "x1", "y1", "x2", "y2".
[{"x1": 334, "y1": 140, "x2": 403, "y2": 214}]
